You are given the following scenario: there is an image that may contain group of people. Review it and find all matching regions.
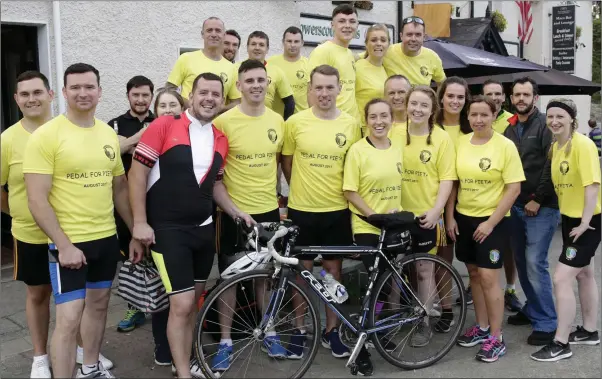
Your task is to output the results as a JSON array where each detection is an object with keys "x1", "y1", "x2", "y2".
[{"x1": 1, "y1": 3, "x2": 600, "y2": 379}]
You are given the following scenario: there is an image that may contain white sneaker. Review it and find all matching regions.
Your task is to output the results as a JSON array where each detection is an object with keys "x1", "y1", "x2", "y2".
[
  {"x1": 76, "y1": 361, "x2": 114, "y2": 378},
  {"x1": 76, "y1": 346, "x2": 114, "y2": 370},
  {"x1": 30, "y1": 356, "x2": 52, "y2": 378},
  {"x1": 171, "y1": 359, "x2": 205, "y2": 378}
]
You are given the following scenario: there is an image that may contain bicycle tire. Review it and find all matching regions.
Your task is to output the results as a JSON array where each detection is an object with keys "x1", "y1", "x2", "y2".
[
  {"x1": 193, "y1": 269, "x2": 321, "y2": 379},
  {"x1": 368, "y1": 253, "x2": 467, "y2": 370}
]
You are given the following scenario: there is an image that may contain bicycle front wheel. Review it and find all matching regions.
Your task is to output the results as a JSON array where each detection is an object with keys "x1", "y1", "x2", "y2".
[
  {"x1": 368, "y1": 253, "x2": 467, "y2": 370},
  {"x1": 193, "y1": 269, "x2": 321, "y2": 379}
]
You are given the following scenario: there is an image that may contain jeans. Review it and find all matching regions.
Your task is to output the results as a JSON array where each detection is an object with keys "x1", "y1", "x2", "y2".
[{"x1": 510, "y1": 205, "x2": 560, "y2": 332}]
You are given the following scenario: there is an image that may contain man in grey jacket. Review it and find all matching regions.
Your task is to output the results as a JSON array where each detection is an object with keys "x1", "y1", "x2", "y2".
[{"x1": 503, "y1": 77, "x2": 560, "y2": 346}]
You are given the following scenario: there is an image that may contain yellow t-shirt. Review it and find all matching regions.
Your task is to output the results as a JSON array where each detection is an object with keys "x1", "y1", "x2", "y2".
[
  {"x1": 551, "y1": 132, "x2": 602, "y2": 218},
  {"x1": 455, "y1": 132, "x2": 525, "y2": 218},
  {"x1": 493, "y1": 110, "x2": 513, "y2": 134},
  {"x1": 22, "y1": 115, "x2": 125, "y2": 243},
  {"x1": 398, "y1": 126, "x2": 457, "y2": 216},
  {"x1": 355, "y1": 59, "x2": 388, "y2": 129},
  {"x1": 437, "y1": 124, "x2": 462, "y2": 148},
  {"x1": 383, "y1": 44, "x2": 446, "y2": 86},
  {"x1": 308, "y1": 41, "x2": 359, "y2": 120},
  {"x1": 167, "y1": 50, "x2": 240, "y2": 100},
  {"x1": 231, "y1": 61, "x2": 293, "y2": 116},
  {"x1": 1, "y1": 122, "x2": 47, "y2": 244},
  {"x1": 267, "y1": 54, "x2": 309, "y2": 113},
  {"x1": 283, "y1": 108, "x2": 361, "y2": 212},
  {"x1": 213, "y1": 106, "x2": 284, "y2": 214},
  {"x1": 343, "y1": 138, "x2": 403, "y2": 235}
]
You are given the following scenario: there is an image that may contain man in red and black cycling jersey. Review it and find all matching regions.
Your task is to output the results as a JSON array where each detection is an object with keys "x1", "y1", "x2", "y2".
[{"x1": 129, "y1": 72, "x2": 252, "y2": 378}]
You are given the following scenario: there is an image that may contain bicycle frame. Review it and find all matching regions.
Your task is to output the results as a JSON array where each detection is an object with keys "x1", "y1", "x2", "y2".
[{"x1": 260, "y1": 226, "x2": 427, "y2": 339}]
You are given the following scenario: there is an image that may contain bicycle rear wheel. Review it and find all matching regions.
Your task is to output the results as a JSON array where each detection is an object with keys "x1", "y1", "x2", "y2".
[
  {"x1": 193, "y1": 269, "x2": 321, "y2": 379},
  {"x1": 368, "y1": 253, "x2": 467, "y2": 370}
]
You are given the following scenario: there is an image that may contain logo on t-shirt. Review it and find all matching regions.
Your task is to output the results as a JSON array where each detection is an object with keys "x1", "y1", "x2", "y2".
[
  {"x1": 267, "y1": 128, "x2": 278, "y2": 143},
  {"x1": 560, "y1": 161, "x2": 570, "y2": 175},
  {"x1": 103, "y1": 145, "x2": 116, "y2": 161},
  {"x1": 489, "y1": 249, "x2": 500, "y2": 264},
  {"x1": 335, "y1": 133, "x2": 347, "y2": 148},
  {"x1": 479, "y1": 158, "x2": 492, "y2": 172},
  {"x1": 420, "y1": 66, "x2": 429, "y2": 77},
  {"x1": 396, "y1": 162, "x2": 402, "y2": 175},
  {"x1": 419, "y1": 150, "x2": 432, "y2": 164},
  {"x1": 220, "y1": 72, "x2": 229, "y2": 83},
  {"x1": 267, "y1": 76, "x2": 272, "y2": 85},
  {"x1": 565, "y1": 246, "x2": 577, "y2": 260},
  {"x1": 351, "y1": 60, "x2": 356, "y2": 72},
  {"x1": 296, "y1": 70, "x2": 306, "y2": 80}
]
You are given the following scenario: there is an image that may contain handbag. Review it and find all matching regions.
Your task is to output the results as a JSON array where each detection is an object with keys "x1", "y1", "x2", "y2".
[{"x1": 117, "y1": 258, "x2": 169, "y2": 313}]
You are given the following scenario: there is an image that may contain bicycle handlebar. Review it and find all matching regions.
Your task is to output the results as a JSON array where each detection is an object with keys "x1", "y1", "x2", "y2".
[{"x1": 236, "y1": 219, "x2": 299, "y2": 266}]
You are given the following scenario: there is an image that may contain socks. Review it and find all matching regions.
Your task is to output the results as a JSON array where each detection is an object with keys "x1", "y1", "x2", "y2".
[
  {"x1": 441, "y1": 309, "x2": 454, "y2": 320},
  {"x1": 77, "y1": 345, "x2": 84, "y2": 354},
  {"x1": 220, "y1": 339, "x2": 233, "y2": 347},
  {"x1": 554, "y1": 339, "x2": 568, "y2": 347},
  {"x1": 505, "y1": 284, "x2": 515, "y2": 293},
  {"x1": 33, "y1": 354, "x2": 48, "y2": 363},
  {"x1": 479, "y1": 325, "x2": 490, "y2": 333},
  {"x1": 81, "y1": 362, "x2": 99, "y2": 375}
]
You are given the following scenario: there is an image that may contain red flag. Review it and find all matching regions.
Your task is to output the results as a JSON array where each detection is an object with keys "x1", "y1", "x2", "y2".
[{"x1": 516, "y1": 1, "x2": 533, "y2": 44}]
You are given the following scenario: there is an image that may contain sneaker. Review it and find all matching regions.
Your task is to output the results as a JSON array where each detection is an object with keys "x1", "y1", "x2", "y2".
[
  {"x1": 355, "y1": 346, "x2": 373, "y2": 376},
  {"x1": 76, "y1": 347, "x2": 114, "y2": 371},
  {"x1": 504, "y1": 290, "x2": 523, "y2": 312},
  {"x1": 287, "y1": 329, "x2": 307, "y2": 359},
  {"x1": 321, "y1": 328, "x2": 350, "y2": 358},
  {"x1": 507, "y1": 309, "x2": 531, "y2": 326},
  {"x1": 261, "y1": 335, "x2": 287, "y2": 358},
  {"x1": 456, "y1": 286, "x2": 473, "y2": 305},
  {"x1": 527, "y1": 330, "x2": 556, "y2": 346},
  {"x1": 410, "y1": 321, "x2": 432, "y2": 347},
  {"x1": 172, "y1": 359, "x2": 206, "y2": 378},
  {"x1": 211, "y1": 343, "x2": 233, "y2": 371},
  {"x1": 569, "y1": 326, "x2": 601, "y2": 345},
  {"x1": 476, "y1": 336, "x2": 506, "y2": 363},
  {"x1": 116, "y1": 308, "x2": 146, "y2": 332},
  {"x1": 76, "y1": 362, "x2": 114, "y2": 378},
  {"x1": 530, "y1": 340, "x2": 572, "y2": 362},
  {"x1": 434, "y1": 310, "x2": 455, "y2": 333},
  {"x1": 365, "y1": 334, "x2": 396, "y2": 352},
  {"x1": 457, "y1": 325, "x2": 490, "y2": 347},
  {"x1": 30, "y1": 356, "x2": 52, "y2": 379},
  {"x1": 154, "y1": 343, "x2": 172, "y2": 366}
]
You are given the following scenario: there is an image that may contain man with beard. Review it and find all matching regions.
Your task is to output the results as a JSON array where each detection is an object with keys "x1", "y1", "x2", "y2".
[
  {"x1": 223, "y1": 29, "x2": 241, "y2": 63},
  {"x1": 504, "y1": 77, "x2": 560, "y2": 346},
  {"x1": 383, "y1": 16, "x2": 445, "y2": 86},
  {"x1": 107, "y1": 75, "x2": 155, "y2": 334},
  {"x1": 129, "y1": 72, "x2": 232, "y2": 378}
]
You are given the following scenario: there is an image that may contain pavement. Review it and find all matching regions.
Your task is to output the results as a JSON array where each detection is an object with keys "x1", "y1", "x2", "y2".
[{"x1": 1, "y1": 227, "x2": 601, "y2": 378}]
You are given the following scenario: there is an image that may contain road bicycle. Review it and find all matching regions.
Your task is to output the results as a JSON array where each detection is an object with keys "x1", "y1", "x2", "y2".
[{"x1": 194, "y1": 211, "x2": 467, "y2": 378}]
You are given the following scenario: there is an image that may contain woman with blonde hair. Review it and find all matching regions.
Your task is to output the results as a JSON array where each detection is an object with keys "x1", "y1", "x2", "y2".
[
  {"x1": 355, "y1": 24, "x2": 390, "y2": 135},
  {"x1": 531, "y1": 98, "x2": 601, "y2": 362}
]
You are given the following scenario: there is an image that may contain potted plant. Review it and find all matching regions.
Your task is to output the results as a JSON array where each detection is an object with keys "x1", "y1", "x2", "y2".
[{"x1": 491, "y1": 10, "x2": 508, "y2": 32}]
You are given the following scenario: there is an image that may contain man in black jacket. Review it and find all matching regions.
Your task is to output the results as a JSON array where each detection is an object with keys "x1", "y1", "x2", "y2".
[{"x1": 503, "y1": 77, "x2": 560, "y2": 346}]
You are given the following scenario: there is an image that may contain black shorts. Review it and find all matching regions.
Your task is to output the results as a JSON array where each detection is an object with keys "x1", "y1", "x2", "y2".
[
  {"x1": 287, "y1": 208, "x2": 352, "y2": 261},
  {"x1": 13, "y1": 239, "x2": 50, "y2": 286},
  {"x1": 559, "y1": 214, "x2": 602, "y2": 268},
  {"x1": 48, "y1": 235, "x2": 120, "y2": 305},
  {"x1": 454, "y1": 212, "x2": 509, "y2": 269},
  {"x1": 151, "y1": 224, "x2": 215, "y2": 295},
  {"x1": 216, "y1": 208, "x2": 280, "y2": 273}
]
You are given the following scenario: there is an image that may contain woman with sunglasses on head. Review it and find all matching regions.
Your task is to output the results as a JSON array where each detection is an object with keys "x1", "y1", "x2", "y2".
[
  {"x1": 355, "y1": 24, "x2": 390, "y2": 136},
  {"x1": 530, "y1": 99, "x2": 601, "y2": 362},
  {"x1": 393, "y1": 85, "x2": 457, "y2": 344},
  {"x1": 446, "y1": 96, "x2": 524, "y2": 363},
  {"x1": 343, "y1": 98, "x2": 403, "y2": 376}
]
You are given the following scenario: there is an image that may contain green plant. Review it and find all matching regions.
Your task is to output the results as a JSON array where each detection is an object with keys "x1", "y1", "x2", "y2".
[
  {"x1": 576, "y1": 26, "x2": 582, "y2": 39},
  {"x1": 491, "y1": 10, "x2": 507, "y2": 32}
]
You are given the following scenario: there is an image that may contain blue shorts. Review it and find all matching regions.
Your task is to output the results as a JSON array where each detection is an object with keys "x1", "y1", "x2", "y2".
[{"x1": 48, "y1": 235, "x2": 120, "y2": 304}]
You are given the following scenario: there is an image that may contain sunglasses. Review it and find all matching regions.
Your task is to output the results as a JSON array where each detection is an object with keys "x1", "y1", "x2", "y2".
[{"x1": 402, "y1": 16, "x2": 425, "y2": 25}]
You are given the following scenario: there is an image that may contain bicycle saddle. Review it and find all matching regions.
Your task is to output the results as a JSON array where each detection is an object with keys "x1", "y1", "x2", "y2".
[{"x1": 367, "y1": 211, "x2": 416, "y2": 229}]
